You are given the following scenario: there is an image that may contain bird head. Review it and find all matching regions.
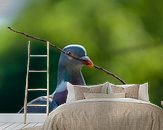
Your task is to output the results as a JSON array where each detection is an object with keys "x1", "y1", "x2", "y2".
[{"x1": 59, "y1": 44, "x2": 94, "y2": 69}]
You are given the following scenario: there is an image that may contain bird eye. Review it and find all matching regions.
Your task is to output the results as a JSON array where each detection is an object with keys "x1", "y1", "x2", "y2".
[{"x1": 67, "y1": 51, "x2": 72, "y2": 55}]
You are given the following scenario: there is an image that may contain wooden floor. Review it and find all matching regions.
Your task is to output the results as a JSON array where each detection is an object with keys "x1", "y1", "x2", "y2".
[
  {"x1": 0, "y1": 122, "x2": 43, "y2": 130},
  {"x1": 0, "y1": 114, "x2": 47, "y2": 130}
]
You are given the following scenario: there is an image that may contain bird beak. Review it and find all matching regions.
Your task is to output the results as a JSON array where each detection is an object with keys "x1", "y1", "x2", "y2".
[{"x1": 81, "y1": 56, "x2": 94, "y2": 68}]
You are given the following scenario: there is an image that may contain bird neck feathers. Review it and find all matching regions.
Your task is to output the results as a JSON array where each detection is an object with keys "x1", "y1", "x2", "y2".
[{"x1": 57, "y1": 66, "x2": 86, "y2": 86}]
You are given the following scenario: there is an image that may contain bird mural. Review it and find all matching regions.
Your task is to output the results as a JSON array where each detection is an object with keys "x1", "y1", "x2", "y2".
[{"x1": 19, "y1": 44, "x2": 94, "y2": 113}]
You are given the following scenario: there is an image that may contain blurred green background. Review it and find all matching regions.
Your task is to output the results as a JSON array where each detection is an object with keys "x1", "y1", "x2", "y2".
[{"x1": 0, "y1": 0, "x2": 163, "y2": 112}]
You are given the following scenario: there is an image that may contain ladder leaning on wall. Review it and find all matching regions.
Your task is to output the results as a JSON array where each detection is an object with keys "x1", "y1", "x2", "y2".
[{"x1": 24, "y1": 41, "x2": 50, "y2": 124}]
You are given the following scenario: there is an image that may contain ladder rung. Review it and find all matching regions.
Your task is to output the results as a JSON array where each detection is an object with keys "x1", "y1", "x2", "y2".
[
  {"x1": 28, "y1": 88, "x2": 47, "y2": 91},
  {"x1": 27, "y1": 104, "x2": 47, "y2": 107},
  {"x1": 30, "y1": 55, "x2": 47, "y2": 57},
  {"x1": 29, "y1": 70, "x2": 47, "y2": 72}
]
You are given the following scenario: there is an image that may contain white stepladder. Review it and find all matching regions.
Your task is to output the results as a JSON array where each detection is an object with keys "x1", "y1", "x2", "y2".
[{"x1": 24, "y1": 41, "x2": 50, "y2": 124}]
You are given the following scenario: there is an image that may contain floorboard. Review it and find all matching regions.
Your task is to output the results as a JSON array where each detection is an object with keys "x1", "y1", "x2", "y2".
[
  {"x1": 4, "y1": 123, "x2": 21, "y2": 130},
  {"x1": 12, "y1": 123, "x2": 28, "y2": 130},
  {"x1": 23, "y1": 122, "x2": 38, "y2": 129},
  {"x1": 0, "y1": 114, "x2": 45, "y2": 130},
  {"x1": 35, "y1": 123, "x2": 43, "y2": 127},
  {"x1": 0, "y1": 122, "x2": 43, "y2": 130},
  {"x1": 0, "y1": 123, "x2": 14, "y2": 130}
]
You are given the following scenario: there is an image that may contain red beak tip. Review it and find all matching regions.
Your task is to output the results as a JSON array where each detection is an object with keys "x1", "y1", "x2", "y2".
[
  {"x1": 86, "y1": 61, "x2": 94, "y2": 68},
  {"x1": 88, "y1": 64, "x2": 94, "y2": 68}
]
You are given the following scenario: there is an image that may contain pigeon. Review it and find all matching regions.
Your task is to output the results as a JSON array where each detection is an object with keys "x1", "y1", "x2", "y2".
[{"x1": 19, "y1": 44, "x2": 94, "y2": 113}]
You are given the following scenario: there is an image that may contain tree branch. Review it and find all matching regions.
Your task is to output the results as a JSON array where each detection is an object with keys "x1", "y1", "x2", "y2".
[
  {"x1": 94, "y1": 65, "x2": 126, "y2": 84},
  {"x1": 8, "y1": 27, "x2": 126, "y2": 84}
]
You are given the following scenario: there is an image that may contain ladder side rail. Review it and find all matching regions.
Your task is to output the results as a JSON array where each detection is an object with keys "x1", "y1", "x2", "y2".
[
  {"x1": 24, "y1": 41, "x2": 31, "y2": 124},
  {"x1": 46, "y1": 41, "x2": 50, "y2": 116}
]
